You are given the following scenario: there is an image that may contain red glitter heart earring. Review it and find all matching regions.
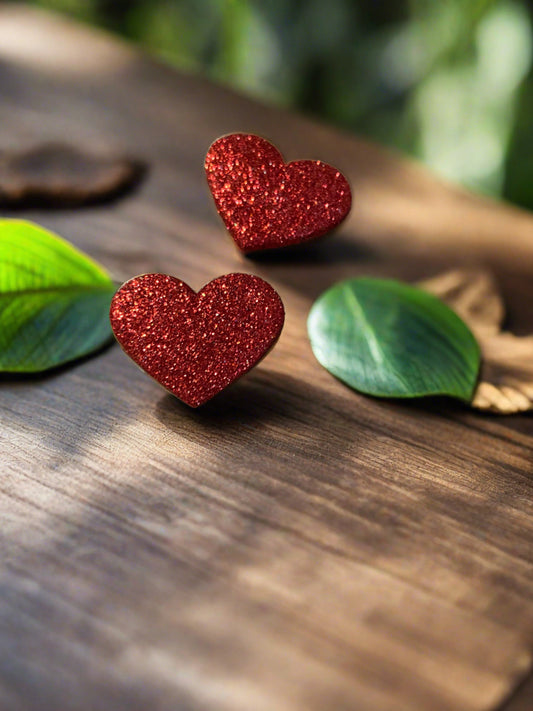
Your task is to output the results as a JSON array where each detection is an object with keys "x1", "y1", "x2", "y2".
[
  {"x1": 205, "y1": 133, "x2": 352, "y2": 254},
  {"x1": 109, "y1": 273, "x2": 285, "y2": 407}
]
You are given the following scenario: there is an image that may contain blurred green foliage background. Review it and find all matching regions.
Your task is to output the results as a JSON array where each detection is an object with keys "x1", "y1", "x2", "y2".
[{"x1": 28, "y1": 0, "x2": 533, "y2": 210}]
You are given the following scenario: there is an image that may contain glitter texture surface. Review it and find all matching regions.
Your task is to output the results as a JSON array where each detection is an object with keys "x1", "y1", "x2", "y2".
[
  {"x1": 205, "y1": 133, "x2": 352, "y2": 253},
  {"x1": 110, "y1": 273, "x2": 285, "y2": 407}
]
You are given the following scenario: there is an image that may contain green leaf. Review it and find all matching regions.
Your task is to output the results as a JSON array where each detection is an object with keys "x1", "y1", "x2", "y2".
[
  {"x1": 307, "y1": 277, "x2": 481, "y2": 401},
  {"x1": 0, "y1": 219, "x2": 115, "y2": 372}
]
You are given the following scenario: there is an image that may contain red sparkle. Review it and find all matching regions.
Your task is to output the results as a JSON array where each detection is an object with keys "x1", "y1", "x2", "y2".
[
  {"x1": 110, "y1": 273, "x2": 285, "y2": 407},
  {"x1": 205, "y1": 133, "x2": 352, "y2": 253}
]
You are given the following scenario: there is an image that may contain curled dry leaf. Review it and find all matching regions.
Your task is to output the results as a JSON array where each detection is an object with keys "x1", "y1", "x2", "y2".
[
  {"x1": 419, "y1": 269, "x2": 504, "y2": 339},
  {"x1": 0, "y1": 143, "x2": 146, "y2": 207},
  {"x1": 420, "y1": 269, "x2": 533, "y2": 414}
]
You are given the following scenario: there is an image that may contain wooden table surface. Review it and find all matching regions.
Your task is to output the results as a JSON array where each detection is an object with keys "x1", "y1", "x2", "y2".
[{"x1": 1, "y1": 6, "x2": 533, "y2": 711}]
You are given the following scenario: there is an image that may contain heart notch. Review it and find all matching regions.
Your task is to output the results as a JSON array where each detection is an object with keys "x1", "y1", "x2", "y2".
[
  {"x1": 110, "y1": 273, "x2": 285, "y2": 407},
  {"x1": 205, "y1": 133, "x2": 352, "y2": 253}
]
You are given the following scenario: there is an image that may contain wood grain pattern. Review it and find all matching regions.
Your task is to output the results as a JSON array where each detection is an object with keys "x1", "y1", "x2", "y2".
[{"x1": 1, "y1": 6, "x2": 533, "y2": 711}]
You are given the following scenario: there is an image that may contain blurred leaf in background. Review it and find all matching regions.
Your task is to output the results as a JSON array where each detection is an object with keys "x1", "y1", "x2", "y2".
[{"x1": 30, "y1": 0, "x2": 533, "y2": 209}]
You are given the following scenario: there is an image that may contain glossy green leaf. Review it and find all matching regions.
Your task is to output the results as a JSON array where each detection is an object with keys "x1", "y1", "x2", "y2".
[
  {"x1": 308, "y1": 277, "x2": 481, "y2": 401},
  {"x1": 0, "y1": 219, "x2": 115, "y2": 372}
]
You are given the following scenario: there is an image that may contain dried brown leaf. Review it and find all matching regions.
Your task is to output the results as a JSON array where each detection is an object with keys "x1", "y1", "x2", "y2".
[
  {"x1": 0, "y1": 143, "x2": 146, "y2": 207},
  {"x1": 420, "y1": 269, "x2": 533, "y2": 414},
  {"x1": 419, "y1": 269, "x2": 504, "y2": 339}
]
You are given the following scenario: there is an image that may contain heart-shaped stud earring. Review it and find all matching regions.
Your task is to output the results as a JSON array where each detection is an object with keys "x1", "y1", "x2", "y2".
[
  {"x1": 205, "y1": 133, "x2": 352, "y2": 254},
  {"x1": 110, "y1": 273, "x2": 285, "y2": 407}
]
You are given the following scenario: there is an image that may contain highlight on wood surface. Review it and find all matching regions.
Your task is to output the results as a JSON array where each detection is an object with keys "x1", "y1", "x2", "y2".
[
  {"x1": 0, "y1": 143, "x2": 146, "y2": 207},
  {"x1": 420, "y1": 269, "x2": 533, "y2": 414},
  {"x1": 307, "y1": 276, "x2": 481, "y2": 402},
  {"x1": 0, "y1": 219, "x2": 115, "y2": 372}
]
